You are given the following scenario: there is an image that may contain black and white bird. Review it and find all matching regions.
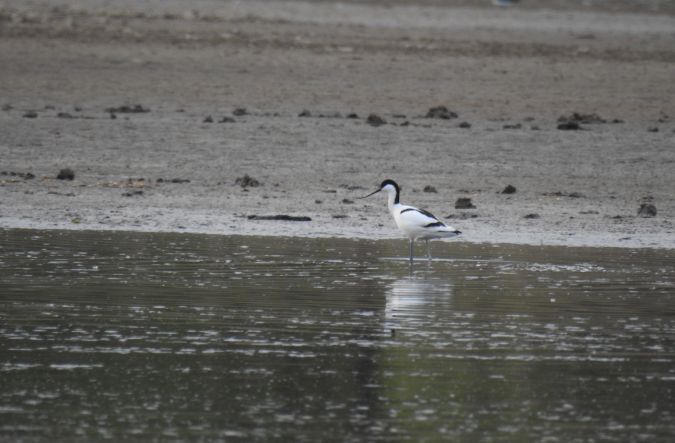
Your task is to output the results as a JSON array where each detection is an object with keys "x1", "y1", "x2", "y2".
[{"x1": 360, "y1": 179, "x2": 461, "y2": 263}]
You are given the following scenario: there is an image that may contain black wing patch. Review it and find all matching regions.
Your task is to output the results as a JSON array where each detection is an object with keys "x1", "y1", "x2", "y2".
[
  {"x1": 425, "y1": 222, "x2": 445, "y2": 228},
  {"x1": 400, "y1": 207, "x2": 441, "y2": 221}
]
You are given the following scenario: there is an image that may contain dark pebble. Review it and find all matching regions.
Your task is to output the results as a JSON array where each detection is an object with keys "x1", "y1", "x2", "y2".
[
  {"x1": 367, "y1": 114, "x2": 387, "y2": 127},
  {"x1": 219, "y1": 116, "x2": 235, "y2": 123},
  {"x1": 524, "y1": 213, "x2": 540, "y2": 219},
  {"x1": 23, "y1": 111, "x2": 38, "y2": 118},
  {"x1": 502, "y1": 184, "x2": 517, "y2": 194},
  {"x1": 235, "y1": 174, "x2": 261, "y2": 188},
  {"x1": 298, "y1": 110, "x2": 311, "y2": 117},
  {"x1": 455, "y1": 198, "x2": 476, "y2": 209},
  {"x1": 346, "y1": 113, "x2": 359, "y2": 119},
  {"x1": 557, "y1": 121, "x2": 582, "y2": 130},
  {"x1": 233, "y1": 108, "x2": 248, "y2": 116},
  {"x1": 57, "y1": 168, "x2": 75, "y2": 180},
  {"x1": 203, "y1": 115, "x2": 214, "y2": 123},
  {"x1": 458, "y1": 122, "x2": 472, "y2": 128},
  {"x1": 503, "y1": 123, "x2": 522, "y2": 130},
  {"x1": 647, "y1": 127, "x2": 659, "y2": 132},
  {"x1": 558, "y1": 112, "x2": 606, "y2": 124},
  {"x1": 342, "y1": 199, "x2": 355, "y2": 204},
  {"x1": 425, "y1": 105, "x2": 458, "y2": 120},
  {"x1": 423, "y1": 185, "x2": 437, "y2": 193},
  {"x1": 638, "y1": 203, "x2": 657, "y2": 217},
  {"x1": 57, "y1": 112, "x2": 74, "y2": 119},
  {"x1": 105, "y1": 105, "x2": 150, "y2": 113},
  {"x1": 122, "y1": 190, "x2": 144, "y2": 197}
]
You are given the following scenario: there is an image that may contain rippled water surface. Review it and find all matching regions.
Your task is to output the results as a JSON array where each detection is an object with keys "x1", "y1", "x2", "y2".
[{"x1": 1, "y1": 229, "x2": 674, "y2": 441}]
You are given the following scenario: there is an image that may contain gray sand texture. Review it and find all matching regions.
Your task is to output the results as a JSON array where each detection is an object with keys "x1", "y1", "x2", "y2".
[{"x1": 1, "y1": 0, "x2": 674, "y2": 248}]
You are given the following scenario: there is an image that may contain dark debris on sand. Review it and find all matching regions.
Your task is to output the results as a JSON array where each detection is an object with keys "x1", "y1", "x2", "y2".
[
  {"x1": 558, "y1": 112, "x2": 607, "y2": 125},
  {"x1": 57, "y1": 168, "x2": 75, "y2": 180},
  {"x1": 106, "y1": 105, "x2": 150, "y2": 114},
  {"x1": 557, "y1": 121, "x2": 582, "y2": 130},
  {"x1": 455, "y1": 198, "x2": 476, "y2": 209},
  {"x1": 122, "y1": 190, "x2": 144, "y2": 197},
  {"x1": 235, "y1": 174, "x2": 261, "y2": 188},
  {"x1": 248, "y1": 215, "x2": 312, "y2": 221},
  {"x1": 502, "y1": 184, "x2": 517, "y2": 194},
  {"x1": 367, "y1": 114, "x2": 387, "y2": 127},
  {"x1": 543, "y1": 191, "x2": 584, "y2": 198},
  {"x1": 1, "y1": 171, "x2": 35, "y2": 180},
  {"x1": 423, "y1": 185, "x2": 437, "y2": 193},
  {"x1": 638, "y1": 203, "x2": 657, "y2": 217},
  {"x1": 157, "y1": 178, "x2": 190, "y2": 184},
  {"x1": 425, "y1": 106, "x2": 458, "y2": 120}
]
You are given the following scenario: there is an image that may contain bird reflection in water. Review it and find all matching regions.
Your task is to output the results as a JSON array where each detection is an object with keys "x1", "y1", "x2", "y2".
[{"x1": 385, "y1": 275, "x2": 453, "y2": 336}]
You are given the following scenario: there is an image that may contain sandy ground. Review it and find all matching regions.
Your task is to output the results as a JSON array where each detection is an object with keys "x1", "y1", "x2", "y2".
[{"x1": 1, "y1": 0, "x2": 674, "y2": 249}]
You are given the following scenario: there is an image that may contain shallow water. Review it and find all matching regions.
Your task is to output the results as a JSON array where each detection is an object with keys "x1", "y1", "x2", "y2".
[{"x1": 1, "y1": 229, "x2": 674, "y2": 442}]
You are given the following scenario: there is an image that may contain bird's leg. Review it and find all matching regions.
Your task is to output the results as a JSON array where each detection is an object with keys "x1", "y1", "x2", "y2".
[
  {"x1": 409, "y1": 239, "x2": 414, "y2": 265},
  {"x1": 426, "y1": 240, "x2": 431, "y2": 261}
]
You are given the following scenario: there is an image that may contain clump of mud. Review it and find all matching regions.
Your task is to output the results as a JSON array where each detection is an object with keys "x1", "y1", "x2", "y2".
[
  {"x1": 236, "y1": 174, "x2": 261, "y2": 188},
  {"x1": 455, "y1": 198, "x2": 476, "y2": 209},
  {"x1": 367, "y1": 114, "x2": 386, "y2": 127},
  {"x1": 57, "y1": 168, "x2": 75, "y2": 180},
  {"x1": 425, "y1": 106, "x2": 458, "y2": 120},
  {"x1": 106, "y1": 105, "x2": 150, "y2": 114},
  {"x1": 558, "y1": 112, "x2": 608, "y2": 125}
]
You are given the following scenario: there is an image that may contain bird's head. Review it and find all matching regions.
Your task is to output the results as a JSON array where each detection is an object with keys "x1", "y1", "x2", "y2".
[{"x1": 359, "y1": 179, "x2": 400, "y2": 199}]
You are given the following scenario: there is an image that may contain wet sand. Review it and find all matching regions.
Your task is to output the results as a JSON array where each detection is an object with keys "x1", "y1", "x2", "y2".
[{"x1": 1, "y1": 0, "x2": 674, "y2": 248}]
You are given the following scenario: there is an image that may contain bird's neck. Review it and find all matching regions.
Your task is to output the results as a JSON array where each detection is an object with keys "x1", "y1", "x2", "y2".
[{"x1": 387, "y1": 190, "x2": 399, "y2": 214}]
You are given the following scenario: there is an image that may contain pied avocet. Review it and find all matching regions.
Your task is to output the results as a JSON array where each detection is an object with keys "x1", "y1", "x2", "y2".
[{"x1": 360, "y1": 179, "x2": 461, "y2": 263}]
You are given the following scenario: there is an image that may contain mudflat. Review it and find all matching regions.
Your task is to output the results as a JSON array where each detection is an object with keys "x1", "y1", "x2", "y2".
[{"x1": 1, "y1": 0, "x2": 674, "y2": 248}]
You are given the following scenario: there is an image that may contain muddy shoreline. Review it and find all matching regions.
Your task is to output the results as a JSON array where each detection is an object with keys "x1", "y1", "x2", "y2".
[{"x1": 1, "y1": 0, "x2": 674, "y2": 249}]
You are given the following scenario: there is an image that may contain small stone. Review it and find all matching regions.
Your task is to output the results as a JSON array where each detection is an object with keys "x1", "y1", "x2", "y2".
[
  {"x1": 219, "y1": 116, "x2": 235, "y2": 123},
  {"x1": 203, "y1": 115, "x2": 213, "y2": 123},
  {"x1": 503, "y1": 123, "x2": 522, "y2": 129},
  {"x1": 425, "y1": 106, "x2": 458, "y2": 120},
  {"x1": 455, "y1": 198, "x2": 476, "y2": 209},
  {"x1": 298, "y1": 110, "x2": 311, "y2": 117},
  {"x1": 233, "y1": 108, "x2": 248, "y2": 116},
  {"x1": 23, "y1": 111, "x2": 38, "y2": 118},
  {"x1": 502, "y1": 184, "x2": 517, "y2": 194},
  {"x1": 122, "y1": 190, "x2": 144, "y2": 197},
  {"x1": 458, "y1": 121, "x2": 472, "y2": 128},
  {"x1": 57, "y1": 168, "x2": 75, "y2": 180},
  {"x1": 638, "y1": 203, "x2": 657, "y2": 218},
  {"x1": 524, "y1": 213, "x2": 540, "y2": 219},
  {"x1": 346, "y1": 113, "x2": 359, "y2": 119},
  {"x1": 423, "y1": 185, "x2": 437, "y2": 193},
  {"x1": 235, "y1": 174, "x2": 260, "y2": 188},
  {"x1": 342, "y1": 199, "x2": 354, "y2": 204},
  {"x1": 367, "y1": 114, "x2": 386, "y2": 127},
  {"x1": 557, "y1": 121, "x2": 581, "y2": 130},
  {"x1": 57, "y1": 112, "x2": 74, "y2": 119},
  {"x1": 647, "y1": 127, "x2": 659, "y2": 133}
]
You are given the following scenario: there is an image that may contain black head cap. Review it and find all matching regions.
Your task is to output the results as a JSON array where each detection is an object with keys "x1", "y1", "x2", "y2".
[
  {"x1": 380, "y1": 179, "x2": 400, "y2": 191},
  {"x1": 380, "y1": 179, "x2": 400, "y2": 203}
]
